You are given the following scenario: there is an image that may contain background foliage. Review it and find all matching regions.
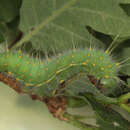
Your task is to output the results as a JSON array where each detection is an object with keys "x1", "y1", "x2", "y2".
[{"x1": 0, "y1": 0, "x2": 130, "y2": 130}]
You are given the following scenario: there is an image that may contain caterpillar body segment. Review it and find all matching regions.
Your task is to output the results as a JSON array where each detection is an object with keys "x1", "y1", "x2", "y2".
[{"x1": 0, "y1": 48, "x2": 118, "y2": 96}]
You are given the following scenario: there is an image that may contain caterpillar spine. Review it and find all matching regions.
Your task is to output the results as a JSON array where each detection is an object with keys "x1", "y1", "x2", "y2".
[{"x1": 0, "y1": 47, "x2": 119, "y2": 97}]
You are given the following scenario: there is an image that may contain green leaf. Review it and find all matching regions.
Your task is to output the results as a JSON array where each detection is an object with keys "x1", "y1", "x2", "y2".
[
  {"x1": 66, "y1": 76, "x2": 118, "y2": 105},
  {"x1": 0, "y1": 0, "x2": 21, "y2": 22},
  {"x1": 121, "y1": 47, "x2": 130, "y2": 75},
  {"x1": 19, "y1": 0, "x2": 130, "y2": 53},
  {"x1": 115, "y1": 43, "x2": 130, "y2": 76},
  {"x1": 120, "y1": 0, "x2": 130, "y2": 4},
  {"x1": 18, "y1": 0, "x2": 108, "y2": 53},
  {"x1": 0, "y1": 16, "x2": 21, "y2": 45},
  {"x1": 127, "y1": 78, "x2": 130, "y2": 85},
  {"x1": 66, "y1": 76, "x2": 99, "y2": 95},
  {"x1": 0, "y1": 33, "x2": 4, "y2": 43},
  {"x1": 88, "y1": 100, "x2": 130, "y2": 130},
  {"x1": 119, "y1": 3, "x2": 130, "y2": 17},
  {"x1": 0, "y1": 0, "x2": 22, "y2": 46},
  {"x1": 100, "y1": 79, "x2": 118, "y2": 96}
]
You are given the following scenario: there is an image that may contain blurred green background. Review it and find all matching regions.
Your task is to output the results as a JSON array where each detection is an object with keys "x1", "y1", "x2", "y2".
[
  {"x1": 0, "y1": 83, "x2": 79, "y2": 130},
  {"x1": 0, "y1": 82, "x2": 97, "y2": 130}
]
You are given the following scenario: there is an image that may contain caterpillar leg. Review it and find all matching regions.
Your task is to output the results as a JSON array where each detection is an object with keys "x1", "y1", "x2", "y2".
[
  {"x1": 44, "y1": 96, "x2": 68, "y2": 121},
  {"x1": 0, "y1": 72, "x2": 22, "y2": 93}
]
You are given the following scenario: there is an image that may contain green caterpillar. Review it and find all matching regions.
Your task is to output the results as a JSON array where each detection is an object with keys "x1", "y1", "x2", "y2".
[{"x1": 0, "y1": 47, "x2": 119, "y2": 97}]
